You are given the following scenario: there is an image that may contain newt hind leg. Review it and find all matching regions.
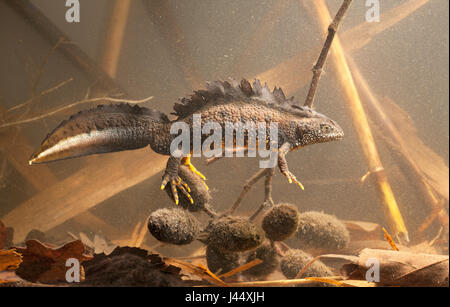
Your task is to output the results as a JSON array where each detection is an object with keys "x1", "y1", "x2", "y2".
[{"x1": 181, "y1": 155, "x2": 209, "y2": 190}]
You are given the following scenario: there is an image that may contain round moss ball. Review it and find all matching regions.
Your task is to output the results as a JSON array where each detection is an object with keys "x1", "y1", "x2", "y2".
[
  {"x1": 148, "y1": 208, "x2": 200, "y2": 245},
  {"x1": 262, "y1": 203, "x2": 300, "y2": 241},
  {"x1": 280, "y1": 249, "x2": 332, "y2": 279},
  {"x1": 165, "y1": 165, "x2": 212, "y2": 213},
  {"x1": 243, "y1": 242, "x2": 279, "y2": 279},
  {"x1": 293, "y1": 211, "x2": 350, "y2": 253},
  {"x1": 204, "y1": 216, "x2": 265, "y2": 252},
  {"x1": 206, "y1": 245, "x2": 241, "y2": 275}
]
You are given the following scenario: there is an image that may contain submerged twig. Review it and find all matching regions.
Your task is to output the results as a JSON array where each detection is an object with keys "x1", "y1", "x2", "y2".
[
  {"x1": 31, "y1": 37, "x2": 65, "y2": 97},
  {"x1": 218, "y1": 259, "x2": 263, "y2": 279},
  {"x1": 305, "y1": 0, "x2": 409, "y2": 244},
  {"x1": 7, "y1": 77, "x2": 73, "y2": 112},
  {"x1": 197, "y1": 276, "x2": 363, "y2": 287},
  {"x1": 382, "y1": 227, "x2": 399, "y2": 251},
  {"x1": 220, "y1": 168, "x2": 269, "y2": 218},
  {"x1": 303, "y1": 0, "x2": 353, "y2": 108},
  {"x1": 294, "y1": 255, "x2": 323, "y2": 279},
  {"x1": 249, "y1": 168, "x2": 275, "y2": 221},
  {"x1": 101, "y1": 0, "x2": 131, "y2": 78}
]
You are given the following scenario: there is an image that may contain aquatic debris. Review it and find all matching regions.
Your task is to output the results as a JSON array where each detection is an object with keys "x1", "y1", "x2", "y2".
[
  {"x1": 343, "y1": 220, "x2": 381, "y2": 241},
  {"x1": 205, "y1": 245, "x2": 241, "y2": 275},
  {"x1": 339, "y1": 248, "x2": 449, "y2": 287},
  {"x1": 0, "y1": 250, "x2": 22, "y2": 271},
  {"x1": 148, "y1": 208, "x2": 200, "y2": 245},
  {"x1": 74, "y1": 232, "x2": 117, "y2": 255},
  {"x1": 163, "y1": 257, "x2": 227, "y2": 286},
  {"x1": 243, "y1": 242, "x2": 279, "y2": 279},
  {"x1": 219, "y1": 258, "x2": 263, "y2": 279},
  {"x1": 202, "y1": 216, "x2": 265, "y2": 252},
  {"x1": 81, "y1": 246, "x2": 192, "y2": 287},
  {"x1": 280, "y1": 249, "x2": 332, "y2": 279},
  {"x1": 14, "y1": 239, "x2": 91, "y2": 284},
  {"x1": 292, "y1": 211, "x2": 350, "y2": 253},
  {"x1": 262, "y1": 203, "x2": 300, "y2": 241},
  {"x1": 382, "y1": 227, "x2": 399, "y2": 251}
]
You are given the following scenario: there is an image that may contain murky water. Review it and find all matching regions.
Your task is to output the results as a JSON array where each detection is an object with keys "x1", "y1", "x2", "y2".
[{"x1": 0, "y1": 0, "x2": 448, "y2": 256}]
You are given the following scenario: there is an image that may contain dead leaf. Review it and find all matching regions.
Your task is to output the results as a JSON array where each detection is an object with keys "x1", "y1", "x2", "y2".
[
  {"x1": 164, "y1": 257, "x2": 227, "y2": 286},
  {"x1": 340, "y1": 240, "x2": 410, "y2": 255},
  {"x1": 343, "y1": 220, "x2": 381, "y2": 241},
  {"x1": 0, "y1": 249, "x2": 22, "y2": 271},
  {"x1": 14, "y1": 239, "x2": 91, "y2": 283},
  {"x1": 410, "y1": 241, "x2": 440, "y2": 255},
  {"x1": 341, "y1": 248, "x2": 449, "y2": 287}
]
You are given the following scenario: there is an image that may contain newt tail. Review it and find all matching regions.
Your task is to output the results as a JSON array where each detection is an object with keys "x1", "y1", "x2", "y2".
[{"x1": 29, "y1": 104, "x2": 169, "y2": 165}]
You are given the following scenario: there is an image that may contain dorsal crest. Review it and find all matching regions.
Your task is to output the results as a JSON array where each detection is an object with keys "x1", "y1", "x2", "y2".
[{"x1": 172, "y1": 79, "x2": 322, "y2": 120}]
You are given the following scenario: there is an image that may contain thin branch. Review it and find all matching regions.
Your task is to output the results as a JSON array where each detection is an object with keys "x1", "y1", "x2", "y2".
[
  {"x1": 249, "y1": 168, "x2": 275, "y2": 221},
  {"x1": 7, "y1": 78, "x2": 74, "y2": 112},
  {"x1": 303, "y1": 0, "x2": 353, "y2": 108},
  {"x1": 31, "y1": 37, "x2": 65, "y2": 96},
  {"x1": 197, "y1": 277, "x2": 354, "y2": 287},
  {"x1": 294, "y1": 254, "x2": 323, "y2": 279},
  {"x1": 306, "y1": 0, "x2": 409, "y2": 243},
  {"x1": 0, "y1": 96, "x2": 153, "y2": 129},
  {"x1": 219, "y1": 168, "x2": 269, "y2": 217}
]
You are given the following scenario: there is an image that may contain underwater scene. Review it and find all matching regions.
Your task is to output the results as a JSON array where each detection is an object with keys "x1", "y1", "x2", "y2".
[{"x1": 0, "y1": 0, "x2": 448, "y2": 289}]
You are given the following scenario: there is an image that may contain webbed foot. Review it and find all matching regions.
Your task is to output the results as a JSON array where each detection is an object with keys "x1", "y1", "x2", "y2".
[{"x1": 161, "y1": 174, "x2": 193, "y2": 205}]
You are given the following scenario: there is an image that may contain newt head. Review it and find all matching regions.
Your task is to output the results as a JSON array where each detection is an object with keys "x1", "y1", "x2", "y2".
[{"x1": 289, "y1": 114, "x2": 344, "y2": 148}]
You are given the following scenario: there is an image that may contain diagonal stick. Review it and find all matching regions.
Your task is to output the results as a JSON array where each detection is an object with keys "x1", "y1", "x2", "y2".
[{"x1": 304, "y1": 0, "x2": 353, "y2": 108}]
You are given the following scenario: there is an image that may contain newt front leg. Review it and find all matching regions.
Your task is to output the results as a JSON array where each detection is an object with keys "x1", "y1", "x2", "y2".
[{"x1": 278, "y1": 142, "x2": 304, "y2": 190}]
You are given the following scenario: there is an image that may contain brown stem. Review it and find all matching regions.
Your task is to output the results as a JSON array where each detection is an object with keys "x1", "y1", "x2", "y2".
[
  {"x1": 306, "y1": 0, "x2": 409, "y2": 244},
  {"x1": 100, "y1": 0, "x2": 131, "y2": 78},
  {"x1": 249, "y1": 168, "x2": 275, "y2": 221},
  {"x1": 303, "y1": 0, "x2": 353, "y2": 108},
  {"x1": 219, "y1": 168, "x2": 269, "y2": 217}
]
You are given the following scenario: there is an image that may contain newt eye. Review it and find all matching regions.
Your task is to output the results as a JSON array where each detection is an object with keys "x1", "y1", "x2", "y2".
[{"x1": 320, "y1": 124, "x2": 331, "y2": 133}]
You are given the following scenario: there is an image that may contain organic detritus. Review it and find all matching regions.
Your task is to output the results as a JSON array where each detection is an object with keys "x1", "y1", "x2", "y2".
[
  {"x1": 262, "y1": 203, "x2": 300, "y2": 241},
  {"x1": 148, "y1": 208, "x2": 200, "y2": 245},
  {"x1": 202, "y1": 216, "x2": 265, "y2": 252}
]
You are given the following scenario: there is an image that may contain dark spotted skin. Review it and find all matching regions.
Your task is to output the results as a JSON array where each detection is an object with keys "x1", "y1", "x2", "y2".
[
  {"x1": 155, "y1": 99, "x2": 342, "y2": 155},
  {"x1": 30, "y1": 79, "x2": 344, "y2": 205}
]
